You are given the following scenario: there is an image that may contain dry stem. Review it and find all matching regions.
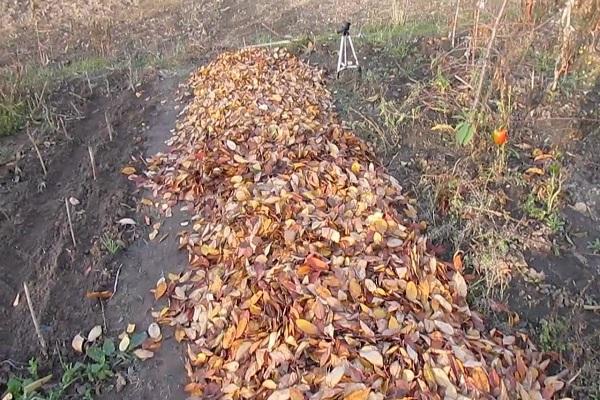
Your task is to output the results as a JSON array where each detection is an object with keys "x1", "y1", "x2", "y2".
[
  {"x1": 26, "y1": 128, "x2": 47, "y2": 176},
  {"x1": 471, "y1": 0, "x2": 509, "y2": 112},
  {"x1": 23, "y1": 282, "x2": 48, "y2": 356},
  {"x1": 65, "y1": 198, "x2": 77, "y2": 248},
  {"x1": 88, "y1": 146, "x2": 97, "y2": 180}
]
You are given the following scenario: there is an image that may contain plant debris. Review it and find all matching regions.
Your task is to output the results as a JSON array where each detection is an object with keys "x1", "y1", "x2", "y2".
[{"x1": 135, "y1": 48, "x2": 565, "y2": 399}]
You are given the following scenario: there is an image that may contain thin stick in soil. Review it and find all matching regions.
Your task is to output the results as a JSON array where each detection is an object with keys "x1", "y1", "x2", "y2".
[
  {"x1": 88, "y1": 146, "x2": 97, "y2": 180},
  {"x1": 472, "y1": 0, "x2": 509, "y2": 111},
  {"x1": 26, "y1": 128, "x2": 47, "y2": 176},
  {"x1": 23, "y1": 282, "x2": 48, "y2": 357},
  {"x1": 105, "y1": 111, "x2": 113, "y2": 141},
  {"x1": 65, "y1": 198, "x2": 77, "y2": 248}
]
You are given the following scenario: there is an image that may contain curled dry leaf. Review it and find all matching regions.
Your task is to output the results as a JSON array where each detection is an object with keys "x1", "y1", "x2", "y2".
[
  {"x1": 117, "y1": 218, "x2": 137, "y2": 225},
  {"x1": 126, "y1": 323, "x2": 136, "y2": 334},
  {"x1": 72, "y1": 334, "x2": 85, "y2": 353},
  {"x1": 85, "y1": 290, "x2": 112, "y2": 300},
  {"x1": 121, "y1": 166, "x2": 136, "y2": 175},
  {"x1": 119, "y1": 334, "x2": 130, "y2": 352},
  {"x1": 148, "y1": 322, "x2": 161, "y2": 339},
  {"x1": 133, "y1": 349, "x2": 154, "y2": 360},
  {"x1": 69, "y1": 197, "x2": 80, "y2": 206},
  {"x1": 154, "y1": 277, "x2": 167, "y2": 300},
  {"x1": 87, "y1": 325, "x2": 102, "y2": 342}
]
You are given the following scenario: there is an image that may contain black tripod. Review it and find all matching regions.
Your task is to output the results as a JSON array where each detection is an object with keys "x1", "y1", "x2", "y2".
[{"x1": 336, "y1": 22, "x2": 361, "y2": 78}]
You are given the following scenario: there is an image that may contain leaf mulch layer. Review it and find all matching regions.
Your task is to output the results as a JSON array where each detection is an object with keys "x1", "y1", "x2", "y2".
[{"x1": 129, "y1": 48, "x2": 567, "y2": 400}]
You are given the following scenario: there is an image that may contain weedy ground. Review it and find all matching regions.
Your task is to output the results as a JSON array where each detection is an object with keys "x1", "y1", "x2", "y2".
[{"x1": 0, "y1": 0, "x2": 599, "y2": 399}]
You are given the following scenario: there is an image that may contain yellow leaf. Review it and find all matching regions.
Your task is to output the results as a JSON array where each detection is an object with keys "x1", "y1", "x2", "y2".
[
  {"x1": 431, "y1": 123, "x2": 455, "y2": 133},
  {"x1": 121, "y1": 166, "x2": 136, "y2": 175},
  {"x1": 351, "y1": 162, "x2": 361, "y2": 174},
  {"x1": 295, "y1": 319, "x2": 319, "y2": 336},
  {"x1": 344, "y1": 388, "x2": 370, "y2": 400},
  {"x1": 389, "y1": 316, "x2": 400, "y2": 330},
  {"x1": 406, "y1": 281, "x2": 418, "y2": 302},
  {"x1": 126, "y1": 323, "x2": 136, "y2": 334},
  {"x1": 525, "y1": 167, "x2": 544, "y2": 175},
  {"x1": 349, "y1": 279, "x2": 362, "y2": 299},
  {"x1": 262, "y1": 379, "x2": 278, "y2": 390},
  {"x1": 119, "y1": 335, "x2": 130, "y2": 352}
]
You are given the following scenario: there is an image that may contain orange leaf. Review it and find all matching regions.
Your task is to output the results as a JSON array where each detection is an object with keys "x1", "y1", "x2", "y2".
[
  {"x1": 452, "y1": 250, "x2": 464, "y2": 271},
  {"x1": 305, "y1": 254, "x2": 328, "y2": 271},
  {"x1": 295, "y1": 319, "x2": 319, "y2": 336},
  {"x1": 154, "y1": 278, "x2": 167, "y2": 300},
  {"x1": 344, "y1": 388, "x2": 370, "y2": 400},
  {"x1": 121, "y1": 166, "x2": 136, "y2": 175},
  {"x1": 85, "y1": 290, "x2": 112, "y2": 300},
  {"x1": 235, "y1": 310, "x2": 249, "y2": 339},
  {"x1": 222, "y1": 326, "x2": 236, "y2": 349}
]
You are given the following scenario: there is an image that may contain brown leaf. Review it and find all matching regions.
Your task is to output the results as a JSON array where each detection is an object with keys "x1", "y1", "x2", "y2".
[
  {"x1": 86, "y1": 290, "x2": 113, "y2": 300},
  {"x1": 121, "y1": 166, "x2": 136, "y2": 175}
]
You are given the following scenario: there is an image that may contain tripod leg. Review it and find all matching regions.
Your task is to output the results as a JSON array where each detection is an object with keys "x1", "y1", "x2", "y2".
[
  {"x1": 336, "y1": 35, "x2": 344, "y2": 77},
  {"x1": 348, "y1": 36, "x2": 359, "y2": 67}
]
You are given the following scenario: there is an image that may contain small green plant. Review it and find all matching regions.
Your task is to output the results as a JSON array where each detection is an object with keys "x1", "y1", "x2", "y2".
[
  {"x1": 588, "y1": 238, "x2": 600, "y2": 254},
  {"x1": 3, "y1": 338, "x2": 133, "y2": 400},
  {"x1": 454, "y1": 118, "x2": 476, "y2": 146},
  {"x1": 0, "y1": 97, "x2": 26, "y2": 136},
  {"x1": 101, "y1": 234, "x2": 122, "y2": 255},
  {"x1": 433, "y1": 68, "x2": 451, "y2": 94},
  {"x1": 538, "y1": 318, "x2": 569, "y2": 353}
]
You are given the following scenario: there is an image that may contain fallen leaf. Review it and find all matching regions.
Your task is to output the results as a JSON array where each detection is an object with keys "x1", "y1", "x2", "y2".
[
  {"x1": 154, "y1": 277, "x2": 167, "y2": 300},
  {"x1": 72, "y1": 334, "x2": 85, "y2": 352},
  {"x1": 359, "y1": 346, "x2": 383, "y2": 367},
  {"x1": 86, "y1": 290, "x2": 113, "y2": 300},
  {"x1": 119, "y1": 335, "x2": 130, "y2": 352},
  {"x1": 325, "y1": 365, "x2": 345, "y2": 387},
  {"x1": 133, "y1": 349, "x2": 154, "y2": 360},
  {"x1": 525, "y1": 167, "x2": 544, "y2": 175},
  {"x1": 69, "y1": 197, "x2": 80, "y2": 206},
  {"x1": 295, "y1": 319, "x2": 319, "y2": 336},
  {"x1": 148, "y1": 322, "x2": 161, "y2": 339},
  {"x1": 87, "y1": 325, "x2": 102, "y2": 342},
  {"x1": 344, "y1": 388, "x2": 370, "y2": 400},
  {"x1": 12, "y1": 292, "x2": 20, "y2": 307},
  {"x1": 117, "y1": 218, "x2": 136, "y2": 225},
  {"x1": 406, "y1": 281, "x2": 418, "y2": 302},
  {"x1": 127, "y1": 323, "x2": 136, "y2": 334},
  {"x1": 121, "y1": 166, "x2": 136, "y2": 175}
]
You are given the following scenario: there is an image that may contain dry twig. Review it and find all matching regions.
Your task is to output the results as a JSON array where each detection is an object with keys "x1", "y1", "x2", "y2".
[
  {"x1": 88, "y1": 146, "x2": 97, "y2": 180},
  {"x1": 26, "y1": 128, "x2": 47, "y2": 176},
  {"x1": 472, "y1": 0, "x2": 509, "y2": 112},
  {"x1": 23, "y1": 282, "x2": 47, "y2": 356},
  {"x1": 65, "y1": 198, "x2": 77, "y2": 248}
]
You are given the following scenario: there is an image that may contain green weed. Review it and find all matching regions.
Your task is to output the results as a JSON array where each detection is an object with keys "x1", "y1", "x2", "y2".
[
  {"x1": 3, "y1": 338, "x2": 133, "y2": 400},
  {"x1": 538, "y1": 317, "x2": 569, "y2": 353},
  {"x1": 588, "y1": 238, "x2": 600, "y2": 254},
  {"x1": 101, "y1": 234, "x2": 122, "y2": 255},
  {"x1": 0, "y1": 96, "x2": 26, "y2": 136}
]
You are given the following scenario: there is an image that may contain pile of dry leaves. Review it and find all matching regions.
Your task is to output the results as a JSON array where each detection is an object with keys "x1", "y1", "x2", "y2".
[{"x1": 135, "y1": 48, "x2": 567, "y2": 399}]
